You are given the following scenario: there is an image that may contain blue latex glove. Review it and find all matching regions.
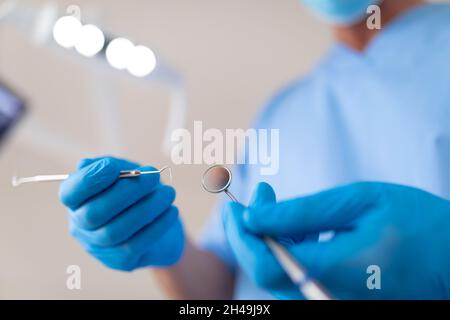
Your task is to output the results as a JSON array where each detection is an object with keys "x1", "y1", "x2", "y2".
[
  {"x1": 59, "y1": 157, "x2": 184, "y2": 271},
  {"x1": 224, "y1": 182, "x2": 450, "y2": 299}
]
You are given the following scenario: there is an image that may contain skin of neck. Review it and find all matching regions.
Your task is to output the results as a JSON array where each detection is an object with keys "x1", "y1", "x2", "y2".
[{"x1": 333, "y1": 0, "x2": 425, "y2": 52}]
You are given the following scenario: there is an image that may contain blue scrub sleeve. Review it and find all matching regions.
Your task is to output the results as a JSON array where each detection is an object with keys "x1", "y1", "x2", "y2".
[{"x1": 199, "y1": 199, "x2": 237, "y2": 271}]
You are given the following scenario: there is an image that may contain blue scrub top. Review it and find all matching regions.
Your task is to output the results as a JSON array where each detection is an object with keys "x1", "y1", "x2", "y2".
[{"x1": 200, "y1": 3, "x2": 450, "y2": 300}]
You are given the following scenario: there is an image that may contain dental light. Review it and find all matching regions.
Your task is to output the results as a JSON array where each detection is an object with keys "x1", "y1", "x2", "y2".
[
  {"x1": 52, "y1": 15, "x2": 82, "y2": 48},
  {"x1": 105, "y1": 38, "x2": 157, "y2": 77},
  {"x1": 0, "y1": 0, "x2": 186, "y2": 159},
  {"x1": 52, "y1": 14, "x2": 156, "y2": 77},
  {"x1": 74, "y1": 24, "x2": 105, "y2": 57},
  {"x1": 105, "y1": 38, "x2": 134, "y2": 70}
]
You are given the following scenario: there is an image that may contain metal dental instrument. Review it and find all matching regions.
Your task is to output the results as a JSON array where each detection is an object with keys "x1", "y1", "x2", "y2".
[
  {"x1": 12, "y1": 166, "x2": 172, "y2": 187},
  {"x1": 202, "y1": 165, "x2": 332, "y2": 300}
]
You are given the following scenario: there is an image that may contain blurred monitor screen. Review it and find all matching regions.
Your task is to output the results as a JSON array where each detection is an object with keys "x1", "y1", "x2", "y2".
[{"x1": 0, "y1": 82, "x2": 25, "y2": 144}]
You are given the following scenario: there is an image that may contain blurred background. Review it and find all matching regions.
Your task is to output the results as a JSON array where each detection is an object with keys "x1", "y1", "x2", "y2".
[{"x1": 0, "y1": 0, "x2": 332, "y2": 299}]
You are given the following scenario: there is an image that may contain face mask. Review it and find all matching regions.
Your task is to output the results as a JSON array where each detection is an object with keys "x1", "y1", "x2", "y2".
[{"x1": 302, "y1": 0, "x2": 381, "y2": 25}]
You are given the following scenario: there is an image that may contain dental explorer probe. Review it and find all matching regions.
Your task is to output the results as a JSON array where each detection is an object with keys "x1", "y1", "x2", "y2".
[{"x1": 12, "y1": 166, "x2": 172, "y2": 187}]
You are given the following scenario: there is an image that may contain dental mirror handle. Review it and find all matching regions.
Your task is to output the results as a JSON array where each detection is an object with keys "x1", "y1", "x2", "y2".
[
  {"x1": 224, "y1": 190, "x2": 239, "y2": 203},
  {"x1": 223, "y1": 189, "x2": 332, "y2": 301}
]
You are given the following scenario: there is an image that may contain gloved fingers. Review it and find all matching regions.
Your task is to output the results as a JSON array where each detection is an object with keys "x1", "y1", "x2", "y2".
[
  {"x1": 59, "y1": 157, "x2": 138, "y2": 210},
  {"x1": 249, "y1": 182, "x2": 276, "y2": 207},
  {"x1": 77, "y1": 158, "x2": 104, "y2": 170},
  {"x1": 84, "y1": 245, "x2": 138, "y2": 272},
  {"x1": 77, "y1": 156, "x2": 138, "y2": 170},
  {"x1": 287, "y1": 232, "x2": 357, "y2": 280},
  {"x1": 89, "y1": 219, "x2": 184, "y2": 271},
  {"x1": 69, "y1": 185, "x2": 176, "y2": 247},
  {"x1": 116, "y1": 206, "x2": 180, "y2": 256},
  {"x1": 224, "y1": 202, "x2": 300, "y2": 296},
  {"x1": 70, "y1": 165, "x2": 161, "y2": 230},
  {"x1": 136, "y1": 220, "x2": 185, "y2": 267},
  {"x1": 248, "y1": 182, "x2": 300, "y2": 245},
  {"x1": 243, "y1": 182, "x2": 381, "y2": 238},
  {"x1": 80, "y1": 207, "x2": 180, "y2": 271}
]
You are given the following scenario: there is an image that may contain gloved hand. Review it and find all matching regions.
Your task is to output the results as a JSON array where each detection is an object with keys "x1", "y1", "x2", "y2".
[
  {"x1": 224, "y1": 182, "x2": 450, "y2": 299},
  {"x1": 59, "y1": 157, "x2": 184, "y2": 271}
]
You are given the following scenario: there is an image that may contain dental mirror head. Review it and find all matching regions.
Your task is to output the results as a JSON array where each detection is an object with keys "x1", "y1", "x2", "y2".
[
  {"x1": 202, "y1": 165, "x2": 238, "y2": 203},
  {"x1": 202, "y1": 165, "x2": 231, "y2": 193}
]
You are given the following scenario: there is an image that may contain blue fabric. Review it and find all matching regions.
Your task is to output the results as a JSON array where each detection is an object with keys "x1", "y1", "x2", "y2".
[
  {"x1": 302, "y1": 0, "x2": 380, "y2": 25},
  {"x1": 199, "y1": 3, "x2": 450, "y2": 299}
]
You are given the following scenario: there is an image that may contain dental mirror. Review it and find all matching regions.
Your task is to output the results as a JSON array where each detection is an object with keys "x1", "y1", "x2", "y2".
[
  {"x1": 201, "y1": 164, "x2": 332, "y2": 300},
  {"x1": 202, "y1": 165, "x2": 238, "y2": 203}
]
